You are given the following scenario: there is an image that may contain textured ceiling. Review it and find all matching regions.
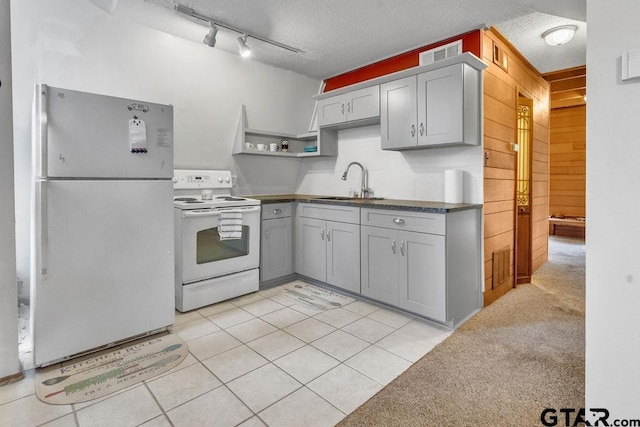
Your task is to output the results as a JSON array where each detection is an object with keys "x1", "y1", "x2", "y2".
[{"x1": 100, "y1": 0, "x2": 586, "y2": 80}]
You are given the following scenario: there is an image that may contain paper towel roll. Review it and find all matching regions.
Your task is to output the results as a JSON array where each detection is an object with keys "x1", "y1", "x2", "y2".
[{"x1": 444, "y1": 170, "x2": 464, "y2": 203}]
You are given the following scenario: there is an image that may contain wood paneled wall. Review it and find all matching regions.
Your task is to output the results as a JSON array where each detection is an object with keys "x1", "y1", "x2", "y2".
[
  {"x1": 482, "y1": 28, "x2": 550, "y2": 306},
  {"x1": 549, "y1": 106, "x2": 586, "y2": 217}
]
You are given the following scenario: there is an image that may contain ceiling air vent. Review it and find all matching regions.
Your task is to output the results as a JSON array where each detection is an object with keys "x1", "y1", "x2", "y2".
[{"x1": 419, "y1": 40, "x2": 462, "y2": 65}]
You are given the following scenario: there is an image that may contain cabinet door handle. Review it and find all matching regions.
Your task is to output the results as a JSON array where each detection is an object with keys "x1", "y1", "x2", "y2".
[
  {"x1": 410, "y1": 124, "x2": 415, "y2": 137},
  {"x1": 400, "y1": 240, "x2": 405, "y2": 256},
  {"x1": 392, "y1": 239, "x2": 396, "y2": 254},
  {"x1": 321, "y1": 228, "x2": 325, "y2": 240},
  {"x1": 419, "y1": 122, "x2": 424, "y2": 136},
  {"x1": 327, "y1": 230, "x2": 331, "y2": 241},
  {"x1": 265, "y1": 229, "x2": 270, "y2": 240},
  {"x1": 346, "y1": 102, "x2": 351, "y2": 114},
  {"x1": 273, "y1": 208, "x2": 282, "y2": 215},
  {"x1": 341, "y1": 103, "x2": 345, "y2": 115},
  {"x1": 393, "y1": 217, "x2": 405, "y2": 225}
]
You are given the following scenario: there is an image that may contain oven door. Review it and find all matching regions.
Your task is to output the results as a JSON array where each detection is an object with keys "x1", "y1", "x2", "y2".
[{"x1": 180, "y1": 205, "x2": 260, "y2": 284}]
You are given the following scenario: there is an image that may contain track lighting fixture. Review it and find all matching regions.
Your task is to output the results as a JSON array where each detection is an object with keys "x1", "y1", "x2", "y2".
[
  {"x1": 203, "y1": 21, "x2": 218, "y2": 47},
  {"x1": 236, "y1": 34, "x2": 252, "y2": 58},
  {"x1": 175, "y1": 4, "x2": 302, "y2": 57}
]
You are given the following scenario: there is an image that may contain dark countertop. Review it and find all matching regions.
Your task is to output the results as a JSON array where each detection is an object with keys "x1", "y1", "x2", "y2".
[{"x1": 244, "y1": 194, "x2": 482, "y2": 214}]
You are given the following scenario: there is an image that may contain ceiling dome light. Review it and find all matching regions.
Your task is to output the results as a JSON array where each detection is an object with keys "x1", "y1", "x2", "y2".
[
  {"x1": 542, "y1": 25, "x2": 578, "y2": 47},
  {"x1": 203, "y1": 21, "x2": 218, "y2": 47},
  {"x1": 237, "y1": 34, "x2": 252, "y2": 58},
  {"x1": 203, "y1": 22, "x2": 218, "y2": 47}
]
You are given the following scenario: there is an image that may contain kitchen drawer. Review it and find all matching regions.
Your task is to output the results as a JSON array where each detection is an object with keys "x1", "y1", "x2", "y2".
[
  {"x1": 361, "y1": 208, "x2": 445, "y2": 235},
  {"x1": 262, "y1": 203, "x2": 293, "y2": 219},
  {"x1": 297, "y1": 202, "x2": 360, "y2": 224}
]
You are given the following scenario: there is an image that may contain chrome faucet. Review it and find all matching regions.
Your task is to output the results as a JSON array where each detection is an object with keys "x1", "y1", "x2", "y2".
[{"x1": 341, "y1": 161, "x2": 371, "y2": 198}]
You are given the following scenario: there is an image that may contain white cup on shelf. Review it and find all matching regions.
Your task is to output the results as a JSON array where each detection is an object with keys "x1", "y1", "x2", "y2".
[
  {"x1": 256, "y1": 143, "x2": 267, "y2": 151},
  {"x1": 269, "y1": 143, "x2": 278, "y2": 152},
  {"x1": 244, "y1": 142, "x2": 254, "y2": 150}
]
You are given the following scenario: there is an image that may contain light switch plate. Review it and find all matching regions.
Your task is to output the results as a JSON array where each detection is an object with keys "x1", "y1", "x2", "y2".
[{"x1": 622, "y1": 50, "x2": 640, "y2": 81}]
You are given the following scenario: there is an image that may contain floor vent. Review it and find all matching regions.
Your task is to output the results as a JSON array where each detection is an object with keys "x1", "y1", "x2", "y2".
[{"x1": 492, "y1": 247, "x2": 510, "y2": 289}]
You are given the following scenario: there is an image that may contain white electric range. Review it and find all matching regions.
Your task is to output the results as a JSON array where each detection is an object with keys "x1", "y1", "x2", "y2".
[{"x1": 173, "y1": 170, "x2": 261, "y2": 312}]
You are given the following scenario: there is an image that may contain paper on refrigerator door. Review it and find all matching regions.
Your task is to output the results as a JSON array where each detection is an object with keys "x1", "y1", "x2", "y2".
[{"x1": 129, "y1": 118, "x2": 148, "y2": 152}]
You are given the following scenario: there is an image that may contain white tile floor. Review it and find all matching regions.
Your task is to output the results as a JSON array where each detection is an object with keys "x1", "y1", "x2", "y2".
[{"x1": 0, "y1": 280, "x2": 452, "y2": 427}]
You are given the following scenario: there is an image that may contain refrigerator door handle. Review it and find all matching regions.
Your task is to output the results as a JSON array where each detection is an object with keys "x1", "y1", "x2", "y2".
[
  {"x1": 36, "y1": 84, "x2": 49, "y2": 177},
  {"x1": 36, "y1": 180, "x2": 48, "y2": 280}
]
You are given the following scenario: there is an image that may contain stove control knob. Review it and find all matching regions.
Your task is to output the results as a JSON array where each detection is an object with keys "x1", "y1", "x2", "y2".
[
  {"x1": 225, "y1": 176, "x2": 231, "y2": 183},
  {"x1": 217, "y1": 176, "x2": 223, "y2": 183}
]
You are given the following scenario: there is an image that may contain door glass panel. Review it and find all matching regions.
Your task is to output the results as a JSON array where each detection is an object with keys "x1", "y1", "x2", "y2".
[
  {"x1": 196, "y1": 226, "x2": 250, "y2": 264},
  {"x1": 517, "y1": 98, "x2": 533, "y2": 206}
]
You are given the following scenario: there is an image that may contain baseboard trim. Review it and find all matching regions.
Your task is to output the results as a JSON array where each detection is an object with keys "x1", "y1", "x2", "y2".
[{"x1": 0, "y1": 372, "x2": 24, "y2": 386}]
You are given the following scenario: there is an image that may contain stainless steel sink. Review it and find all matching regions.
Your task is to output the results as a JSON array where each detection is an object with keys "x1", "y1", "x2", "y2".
[{"x1": 314, "y1": 196, "x2": 384, "y2": 201}]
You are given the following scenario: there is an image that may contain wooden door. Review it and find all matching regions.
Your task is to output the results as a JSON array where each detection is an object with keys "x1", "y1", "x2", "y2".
[{"x1": 515, "y1": 96, "x2": 533, "y2": 284}]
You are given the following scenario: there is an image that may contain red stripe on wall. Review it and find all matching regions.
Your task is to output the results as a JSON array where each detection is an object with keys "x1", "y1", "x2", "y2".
[{"x1": 323, "y1": 29, "x2": 482, "y2": 92}]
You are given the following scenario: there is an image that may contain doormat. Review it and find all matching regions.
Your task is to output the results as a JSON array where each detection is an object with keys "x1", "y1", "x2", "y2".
[
  {"x1": 35, "y1": 333, "x2": 188, "y2": 405},
  {"x1": 281, "y1": 282, "x2": 356, "y2": 311}
]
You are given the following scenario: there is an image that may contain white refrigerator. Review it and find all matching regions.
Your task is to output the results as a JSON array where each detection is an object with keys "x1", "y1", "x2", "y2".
[{"x1": 31, "y1": 84, "x2": 175, "y2": 367}]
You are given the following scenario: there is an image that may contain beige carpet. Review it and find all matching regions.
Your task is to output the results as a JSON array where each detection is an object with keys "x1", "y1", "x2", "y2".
[
  {"x1": 339, "y1": 236, "x2": 585, "y2": 427},
  {"x1": 36, "y1": 333, "x2": 188, "y2": 405}
]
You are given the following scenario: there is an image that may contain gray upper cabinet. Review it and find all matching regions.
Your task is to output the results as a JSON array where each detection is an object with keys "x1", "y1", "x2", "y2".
[
  {"x1": 381, "y1": 63, "x2": 480, "y2": 150},
  {"x1": 380, "y1": 76, "x2": 417, "y2": 150},
  {"x1": 317, "y1": 86, "x2": 380, "y2": 127}
]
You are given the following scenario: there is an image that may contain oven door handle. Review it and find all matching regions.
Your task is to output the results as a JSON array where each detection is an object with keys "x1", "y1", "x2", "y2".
[{"x1": 182, "y1": 206, "x2": 261, "y2": 217}]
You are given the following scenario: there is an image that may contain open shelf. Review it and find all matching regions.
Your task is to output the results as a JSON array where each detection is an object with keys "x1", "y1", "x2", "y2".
[{"x1": 232, "y1": 105, "x2": 336, "y2": 158}]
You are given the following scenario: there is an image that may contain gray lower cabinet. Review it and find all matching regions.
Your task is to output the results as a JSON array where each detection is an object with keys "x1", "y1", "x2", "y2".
[
  {"x1": 398, "y1": 230, "x2": 446, "y2": 321},
  {"x1": 296, "y1": 203, "x2": 360, "y2": 293},
  {"x1": 361, "y1": 225, "x2": 399, "y2": 305},
  {"x1": 361, "y1": 226, "x2": 445, "y2": 321},
  {"x1": 261, "y1": 203, "x2": 293, "y2": 282},
  {"x1": 296, "y1": 217, "x2": 326, "y2": 282},
  {"x1": 361, "y1": 208, "x2": 480, "y2": 326}
]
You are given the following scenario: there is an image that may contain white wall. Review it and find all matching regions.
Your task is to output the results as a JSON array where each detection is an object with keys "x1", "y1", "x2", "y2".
[
  {"x1": 0, "y1": 0, "x2": 20, "y2": 378},
  {"x1": 586, "y1": 0, "x2": 640, "y2": 418},
  {"x1": 296, "y1": 125, "x2": 483, "y2": 203},
  {"x1": 10, "y1": 0, "x2": 319, "y2": 298}
]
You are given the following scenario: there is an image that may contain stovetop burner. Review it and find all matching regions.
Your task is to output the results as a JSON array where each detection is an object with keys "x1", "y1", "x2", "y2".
[{"x1": 216, "y1": 196, "x2": 246, "y2": 201}]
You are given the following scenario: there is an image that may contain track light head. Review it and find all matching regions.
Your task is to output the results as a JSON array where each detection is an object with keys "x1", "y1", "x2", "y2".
[
  {"x1": 237, "y1": 34, "x2": 252, "y2": 58},
  {"x1": 203, "y1": 21, "x2": 218, "y2": 47}
]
